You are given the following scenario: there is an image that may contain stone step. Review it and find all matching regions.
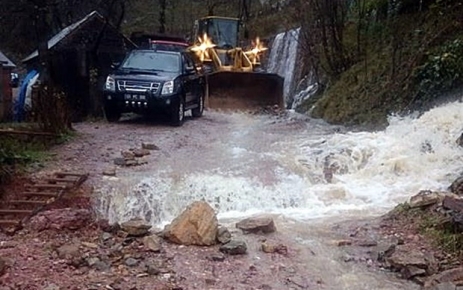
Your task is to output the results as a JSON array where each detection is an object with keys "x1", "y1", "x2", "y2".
[
  {"x1": 20, "y1": 192, "x2": 58, "y2": 198},
  {"x1": 25, "y1": 184, "x2": 68, "y2": 189},
  {"x1": 0, "y1": 220, "x2": 20, "y2": 225},
  {"x1": 8, "y1": 200, "x2": 49, "y2": 205},
  {"x1": 0, "y1": 209, "x2": 33, "y2": 215}
]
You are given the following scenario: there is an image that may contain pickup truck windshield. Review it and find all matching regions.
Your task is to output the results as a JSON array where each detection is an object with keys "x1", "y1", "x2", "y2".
[{"x1": 121, "y1": 51, "x2": 180, "y2": 73}]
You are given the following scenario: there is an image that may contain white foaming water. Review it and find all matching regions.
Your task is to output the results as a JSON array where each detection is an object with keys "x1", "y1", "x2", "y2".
[{"x1": 96, "y1": 101, "x2": 463, "y2": 226}]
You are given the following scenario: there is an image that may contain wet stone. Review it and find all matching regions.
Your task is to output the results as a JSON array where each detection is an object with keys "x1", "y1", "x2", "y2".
[
  {"x1": 94, "y1": 260, "x2": 111, "y2": 271},
  {"x1": 431, "y1": 282, "x2": 457, "y2": 290},
  {"x1": 102, "y1": 167, "x2": 116, "y2": 176},
  {"x1": 356, "y1": 240, "x2": 378, "y2": 247},
  {"x1": 133, "y1": 148, "x2": 150, "y2": 157},
  {"x1": 217, "y1": 226, "x2": 232, "y2": 244},
  {"x1": 219, "y1": 240, "x2": 247, "y2": 255},
  {"x1": 409, "y1": 190, "x2": 442, "y2": 208},
  {"x1": 113, "y1": 158, "x2": 126, "y2": 166},
  {"x1": 142, "y1": 143, "x2": 160, "y2": 150},
  {"x1": 125, "y1": 257, "x2": 139, "y2": 267},
  {"x1": 236, "y1": 217, "x2": 276, "y2": 234},
  {"x1": 125, "y1": 159, "x2": 138, "y2": 167},
  {"x1": 121, "y1": 150, "x2": 135, "y2": 160},
  {"x1": 86, "y1": 257, "x2": 100, "y2": 267},
  {"x1": 120, "y1": 218, "x2": 151, "y2": 237},
  {"x1": 143, "y1": 235, "x2": 162, "y2": 252},
  {"x1": 206, "y1": 253, "x2": 226, "y2": 262}
]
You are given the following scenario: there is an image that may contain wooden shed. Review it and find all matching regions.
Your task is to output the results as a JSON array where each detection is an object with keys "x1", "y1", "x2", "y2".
[
  {"x1": 22, "y1": 11, "x2": 136, "y2": 120},
  {"x1": 0, "y1": 51, "x2": 16, "y2": 121}
]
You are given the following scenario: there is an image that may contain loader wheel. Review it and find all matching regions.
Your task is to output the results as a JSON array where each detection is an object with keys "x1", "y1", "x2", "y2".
[
  {"x1": 192, "y1": 91, "x2": 204, "y2": 118},
  {"x1": 104, "y1": 105, "x2": 121, "y2": 122},
  {"x1": 171, "y1": 98, "x2": 184, "y2": 126}
]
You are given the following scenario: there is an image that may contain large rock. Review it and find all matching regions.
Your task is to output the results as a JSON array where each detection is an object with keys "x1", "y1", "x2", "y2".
[
  {"x1": 120, "y1": 218, "x2": 152, "y2": 236},
  {"x1": 409, "y1": 190, "x2": 442, "y2": 208},
  {"x1": 450, "y1": 176, "x2": 463, "y2": 195},
  {"x1": 27, "y1": 208, "x2": 93, "y2": 231},
  {"x1": 424, "y1": 267, "x2": 463, "y2": 288},
  {"x1": 236, "y1": 217, "x2": 276, "y2": 234},
  {"x1": 164, "y1": 201, "x2": 218, "y2": 246},
  {"x1": 386, "y1": 246, "x2": 437, "y2": 279}
]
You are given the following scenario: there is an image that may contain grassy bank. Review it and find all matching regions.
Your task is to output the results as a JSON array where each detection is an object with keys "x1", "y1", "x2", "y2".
[{"x1": 0, "y1": 123, "x2": 72, "y2": 193}]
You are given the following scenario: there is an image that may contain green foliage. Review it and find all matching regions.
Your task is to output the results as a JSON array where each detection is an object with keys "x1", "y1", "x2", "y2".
[
  {"x1": 0, "y1": 136, "x2": 49, "y2": 187},
  {"x1": 308, "y1": 0, "x2": 463, "y2": 127},
  {"x1": 414, "y1": 38, "x2": 463, "y2": 100},
  {"x1": 396, "y1": 206, "x2": 463, "y2": 257},
  {"x1": 419, "y1": 214, "x2": 463, "y2": 256}
]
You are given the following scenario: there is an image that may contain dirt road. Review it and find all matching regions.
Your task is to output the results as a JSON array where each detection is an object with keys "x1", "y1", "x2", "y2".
[{"x1": 0, "y1": 111, "x2": 419, "y2": 289}]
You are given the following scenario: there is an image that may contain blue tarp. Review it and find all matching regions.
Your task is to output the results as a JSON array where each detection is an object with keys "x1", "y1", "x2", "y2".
[{"x1": 14, "y1": 70, "x2": 38, "y2": 122}]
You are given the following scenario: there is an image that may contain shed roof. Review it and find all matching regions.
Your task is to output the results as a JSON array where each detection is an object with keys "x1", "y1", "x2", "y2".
[
  {"x1": 22, "y1": 11, "x2": 134, "y2": 63},
  {"x1": 0, "y1": 51, "x2": 16, "y2": 68}
]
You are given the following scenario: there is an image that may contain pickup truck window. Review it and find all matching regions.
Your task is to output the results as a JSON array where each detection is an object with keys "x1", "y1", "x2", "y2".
[{"x1": 121, "y1": 51, "x2": 181, "y2": 73}]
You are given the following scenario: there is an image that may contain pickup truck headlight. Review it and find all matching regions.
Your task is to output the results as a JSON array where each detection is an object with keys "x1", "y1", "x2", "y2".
[
  {"x1": 161, "y1": 80, "x2": 174, "y2": 95},
  {"x1": 105, "y1": 76, "x2": 116, "y2": 92}
]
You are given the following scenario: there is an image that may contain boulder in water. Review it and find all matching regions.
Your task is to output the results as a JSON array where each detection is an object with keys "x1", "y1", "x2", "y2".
[{"x1": 164, "y1": 201, "x2": 218, "y2": 246}]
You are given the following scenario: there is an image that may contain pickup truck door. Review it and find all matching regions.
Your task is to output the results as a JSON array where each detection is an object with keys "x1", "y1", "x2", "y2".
[{"x1": 182, "y1": 54, "x2": 200, "y2": 106}]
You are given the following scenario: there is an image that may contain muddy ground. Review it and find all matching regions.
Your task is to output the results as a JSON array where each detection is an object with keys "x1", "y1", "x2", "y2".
[{"x1": 0, "y1": 112, "x2": 436, "y2": 289}]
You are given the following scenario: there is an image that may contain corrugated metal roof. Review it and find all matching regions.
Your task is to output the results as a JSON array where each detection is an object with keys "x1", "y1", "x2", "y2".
[
  {"x1": 0, "y1": 50, "x2": 16, "y2": 68},
  {"x1": 22, "y1": 11, "x2": 100, "y2": 63}
]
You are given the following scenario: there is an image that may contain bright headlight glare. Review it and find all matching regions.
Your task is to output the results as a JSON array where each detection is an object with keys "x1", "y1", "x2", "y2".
[
  {"x1": 105, "y1": 76, "x2": 115, "y2": 92},
  {"x1": 161, "y1": 80, "x2": 174, "y2": 95}
]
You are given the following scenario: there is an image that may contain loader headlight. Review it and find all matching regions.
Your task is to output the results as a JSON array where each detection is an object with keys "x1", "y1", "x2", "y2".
[
  {"x1": 105, "y1": 76, "x2": 116, "y2": 92},
  {"x1": 161, "y1": 80, "x2": 174, "y2": 95}
]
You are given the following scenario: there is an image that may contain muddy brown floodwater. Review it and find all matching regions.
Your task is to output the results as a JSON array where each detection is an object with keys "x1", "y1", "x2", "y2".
[{"x1": 1, "y1": 110, "x2": 422, "y2": 289}]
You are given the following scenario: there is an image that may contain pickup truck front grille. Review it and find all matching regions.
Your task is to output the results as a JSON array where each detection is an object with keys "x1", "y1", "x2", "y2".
[{"x1": 117, "y1": 80, "x2": 160, "y2": 93}]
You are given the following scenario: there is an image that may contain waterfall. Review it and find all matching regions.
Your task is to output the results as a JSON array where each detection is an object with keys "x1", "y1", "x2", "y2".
[
  {"x1": 267, "y1": 28, "x2": 319, "y2": 110},
  {"x1": 267, "y1": 28, "x2": 300, "y2": 105}
]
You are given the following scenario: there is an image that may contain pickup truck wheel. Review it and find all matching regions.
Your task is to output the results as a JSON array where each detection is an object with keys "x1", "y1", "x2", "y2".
[
  {"x1": 191, "y1": 91, "x2": 204, "y2": 118},
  {"x1": 171, "y1": 99, "x2": 184, "y2": 126},
  {"x1": 104, "y1": 105, "x2": 121, "y2": 122}
]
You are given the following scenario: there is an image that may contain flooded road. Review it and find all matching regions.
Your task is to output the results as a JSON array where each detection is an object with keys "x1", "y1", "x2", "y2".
[{"x1": 49, "y1": 103, "x2": 463, "y2": 289}]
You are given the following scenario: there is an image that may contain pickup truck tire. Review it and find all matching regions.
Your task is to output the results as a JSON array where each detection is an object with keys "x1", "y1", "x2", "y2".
[
  {"x1": 104, "y1": 105, "x2": 121, "y2": 122},
  {"x1": 191, "y1": 90, "x2": 204, "y2": 118},
  {"x1": 171, "y1": 98, "x2": 185, "y2": 126}
]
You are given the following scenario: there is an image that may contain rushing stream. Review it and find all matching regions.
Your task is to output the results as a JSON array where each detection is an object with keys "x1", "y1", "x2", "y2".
[{"x1": 95, "y1": 100, "x2": 463, "y2": 289}]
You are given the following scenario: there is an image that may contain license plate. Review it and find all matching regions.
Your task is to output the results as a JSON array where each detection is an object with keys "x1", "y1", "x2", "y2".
[
  {"x1": 124, "y1": 93, "x2": 136, "y2": 100},
  {"x1": 124, "y1": 94, "x2": 146, "y2": 100}
]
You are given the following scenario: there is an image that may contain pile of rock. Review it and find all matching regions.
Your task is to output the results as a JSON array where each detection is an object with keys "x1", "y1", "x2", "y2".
[
  {"x1": 104, "y1": 142, "x2": 160, "y2": 176},
  {"x1": 161, "y1": 201, "x2": 285, "y2": 256}
]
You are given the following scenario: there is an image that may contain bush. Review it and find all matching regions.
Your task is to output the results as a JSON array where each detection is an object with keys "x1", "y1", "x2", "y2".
[{"x1": 414, "y1": 38, "x2": 463, "y2": 101}]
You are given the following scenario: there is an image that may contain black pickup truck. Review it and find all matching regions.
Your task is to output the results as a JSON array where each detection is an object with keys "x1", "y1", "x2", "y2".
[{"x1": 103, "y1": 49, "x2": 205, "y2": 126}]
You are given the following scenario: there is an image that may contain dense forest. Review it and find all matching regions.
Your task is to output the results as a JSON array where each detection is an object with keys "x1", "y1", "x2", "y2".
[{"x1": 0, "y1": 0, "x2": 463, "y2": 127}]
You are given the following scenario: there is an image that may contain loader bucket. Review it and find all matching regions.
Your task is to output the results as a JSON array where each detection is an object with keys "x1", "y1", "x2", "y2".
[{"x1": 206, "y1": 71, "x2": 285, "y2": 110}]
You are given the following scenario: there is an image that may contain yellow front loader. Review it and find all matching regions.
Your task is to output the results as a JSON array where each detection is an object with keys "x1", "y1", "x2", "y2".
[{"x1": 188, "y1": 16, "x2": 284, "y2": 110}]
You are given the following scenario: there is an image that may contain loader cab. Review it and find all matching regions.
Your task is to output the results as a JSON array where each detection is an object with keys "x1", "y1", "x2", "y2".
[{"x1": 194, "y1": 16, "x2": 240, "y2": 49}]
